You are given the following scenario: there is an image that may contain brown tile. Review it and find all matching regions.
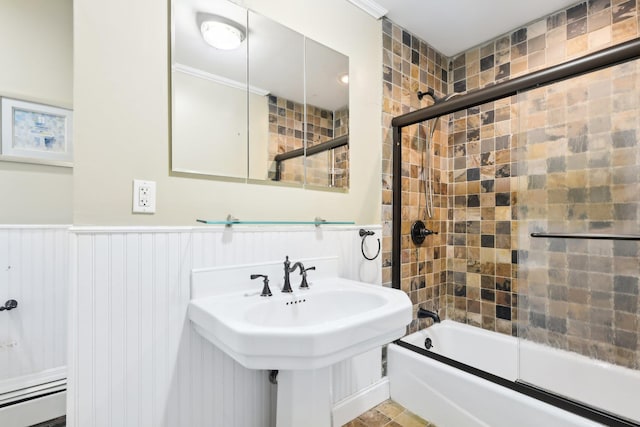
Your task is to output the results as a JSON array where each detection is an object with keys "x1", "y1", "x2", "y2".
[
  {"x1": 393, "y1": 410, "x2": 430, "y2": 427},
  {"x1": 567, "y1": 33, "x2": 588, "y2": 56},
  {"x1": 342, "y1": 419, "x2": 368, "y2": 427},
  {"x1": 612, "y1": 17, "x2": 638, "y2": 43},
  {"x1": 357, "y1": 409, "x2": 391, "y2": 427},
  {"x1": 375, "y1": 400, "x2": 405, "y2": 419}
]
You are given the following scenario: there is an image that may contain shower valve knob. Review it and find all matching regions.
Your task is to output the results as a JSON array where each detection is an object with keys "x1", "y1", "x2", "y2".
[{"x1": 411, "y1": 220, "x2": 437, "y2": 245}]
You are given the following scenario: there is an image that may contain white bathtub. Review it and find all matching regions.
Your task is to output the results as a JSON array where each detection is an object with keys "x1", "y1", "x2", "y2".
[{"x1": 388, "y1": 320, "x2": 640, "y2": 427}]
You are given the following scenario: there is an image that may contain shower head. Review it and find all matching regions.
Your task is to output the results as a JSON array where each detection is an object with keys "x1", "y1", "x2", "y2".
[{"x1": 417, "y1": 88, "x2": 435, "y2": 101}]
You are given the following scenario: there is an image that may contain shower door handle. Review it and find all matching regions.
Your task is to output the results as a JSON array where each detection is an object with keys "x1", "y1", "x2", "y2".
[{"x1": 0, "y1": 299, "x2": 18, "y2": 311}]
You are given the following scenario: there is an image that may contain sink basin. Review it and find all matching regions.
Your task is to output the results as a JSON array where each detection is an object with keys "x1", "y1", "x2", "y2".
[
  {"x1": 245, "y1": 289, "x2": 387, "y2": 327},
  {"x1": 189, "y1": 258, "x2": 412, "y2": 427},
  {"x1": 188, "y1": 277, "x2": 412, "y2": 370}
]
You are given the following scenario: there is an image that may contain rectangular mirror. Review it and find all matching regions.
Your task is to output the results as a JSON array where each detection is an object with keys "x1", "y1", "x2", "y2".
[
  {"x1": 247, "y1": 10, "x2": 304, "y2": 185},
  {"x1": 171, "y1": 0, "x2": 349, "y2": 189},
  {"x1": 172, "y1": 0, "x2": 248, "y2": 179},
  {"x1": 303, "y1": 38, "x2": 349, "y2": 189}
]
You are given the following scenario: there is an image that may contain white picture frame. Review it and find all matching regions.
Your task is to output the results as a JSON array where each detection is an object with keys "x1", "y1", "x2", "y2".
[{"x1": 1, "y1": 98, "x2": 73, "y2": 167}]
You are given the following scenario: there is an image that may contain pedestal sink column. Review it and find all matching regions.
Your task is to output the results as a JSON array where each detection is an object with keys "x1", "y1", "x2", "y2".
[{"x1": 276, "y1": 367, "x2": 332, "y2": 427}]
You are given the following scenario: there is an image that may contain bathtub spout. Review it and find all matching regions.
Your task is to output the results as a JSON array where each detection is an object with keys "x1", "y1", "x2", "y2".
[{"x1": 418, "y1": 307, "x2": 441, "y2": 323}]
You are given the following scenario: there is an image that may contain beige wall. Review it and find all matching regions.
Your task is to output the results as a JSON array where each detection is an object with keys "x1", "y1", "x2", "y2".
[
  {"x1": 173, "y1": 71, "x2": 270, "y2": 179},
  {"x1": 73, "y1": 0, "x2": 382, "y2": 225},
  {"x1": 173, "y1": 72, "x2": 249, "y2": 178},
  {"x1": 0, "y1": 0, "x2": 73, "y2": 223}
]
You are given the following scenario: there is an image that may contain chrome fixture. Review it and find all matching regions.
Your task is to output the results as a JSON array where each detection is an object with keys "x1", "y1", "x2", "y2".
[{"x1": 250, "y1": 274, "x2": 272, "y2": 297}]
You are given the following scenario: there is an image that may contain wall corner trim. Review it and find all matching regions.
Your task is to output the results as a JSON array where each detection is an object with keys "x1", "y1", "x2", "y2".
[{"x1": 346, "y1": 0, "x2": 388, "y2": 19}]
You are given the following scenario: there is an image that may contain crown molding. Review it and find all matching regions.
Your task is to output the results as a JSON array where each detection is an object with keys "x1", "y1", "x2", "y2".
[
  {"x1": 347, "y1": 0, "x2": 388, "y2": 19},
  {"x1": 172, "y1": 63, "x2": 270, "y2": 96}
]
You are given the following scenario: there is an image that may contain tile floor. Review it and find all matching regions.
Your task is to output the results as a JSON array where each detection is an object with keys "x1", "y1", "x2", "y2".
[
  {"x1": 342, "y1": 399, "x2": 437, "y2": 427},
  {"x1": 33, "y1": 402, "x2": 431, "y2": 427}
]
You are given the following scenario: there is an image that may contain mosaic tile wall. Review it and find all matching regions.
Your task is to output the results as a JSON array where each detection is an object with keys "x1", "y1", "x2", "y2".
[
  {"x1": 381, "y1": 0, "x2": 640, "y2": 341},
  {"x1": 381, "y1": 18, "x2": 450, "y2": 332},
  {"x1": 444, "y1": 0, "x2": 640, "y2": 339},
  {"x1": 445, "y1": 96, "x2": 517, "y2": 335},
  {"x1": 268, "y1": 96, "x2": 349, "y2": 188},
  {"x1": 268, "y1": 95, "x2": 305, "y2": 182},
  {"x1": 517, "y1": 59, "x2": 640, "y2": 369},
  {"x1": 333, "y1": 107, "x2": 350, "y2": 188}
]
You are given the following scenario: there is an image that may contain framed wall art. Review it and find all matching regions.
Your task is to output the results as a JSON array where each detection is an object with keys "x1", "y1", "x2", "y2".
[{"x1": 1, "y1": 98, "x2": 73, "y2": 167}]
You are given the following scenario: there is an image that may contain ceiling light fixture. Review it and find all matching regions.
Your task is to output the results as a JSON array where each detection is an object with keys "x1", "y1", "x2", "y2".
[
  {"x1": 197, "y1": 13, "x2": 246, "y2": 50},
  {"x1": 338, "y1": 73, "x2": 349, "y2": 85}
]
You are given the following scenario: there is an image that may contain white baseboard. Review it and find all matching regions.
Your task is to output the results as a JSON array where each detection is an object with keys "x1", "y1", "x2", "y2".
[
  {"x1": 332, "y1": 377, "x2": 390, "y2": 426},
  {"x1": 0, "y1": 391, "x2": 66, "y2": 427}
]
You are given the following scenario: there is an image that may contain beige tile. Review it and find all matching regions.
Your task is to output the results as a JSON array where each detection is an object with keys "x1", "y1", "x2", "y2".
[
  {"x1": 356, "y1": 409, "x2": 392, "y2": 427},
  {"x1": 528, "y1": 19, "x2": 547, "y2": 39},
  {"x1": 590, "y1": 9, "x2": 612, "y2": 31},
  {"x1": 343, "y1": 419, "x2": 368, "y2": 427},
  {"x1": 567, "y1": 33, "x2": 588, "y2": 57},
  {"x1": 612, "y1": 18, "x2": 638, "y2": 43},
  {"x1": 375, "y1": 400, "x2": 405, "y2": 419},
  {"x1": 588, "y1": 26, "x2": 612, "y2": 50},
  {"x1": 393, "y1": 410, "x2": 430, "y2": 427},
  {"x1": 547, "y1": 41, "x2": 567, "y2": 65},
  {"x1": 467, "y1": 60, "x2": 480, "y2": 77},
  {"x1": 466, "y1": 48, "x2": 479, "y2": 63}
]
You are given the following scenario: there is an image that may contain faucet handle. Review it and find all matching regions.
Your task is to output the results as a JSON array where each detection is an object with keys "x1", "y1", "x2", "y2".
[
  {"x1": 250, "y1": 274, "x2": 272, "y2": 297},
  {"x1": 300, "y1": 266, "x2": 315, "y2": 289}
]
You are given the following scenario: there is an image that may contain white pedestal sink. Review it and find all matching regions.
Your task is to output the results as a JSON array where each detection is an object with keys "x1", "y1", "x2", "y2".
[
  {"x1": 188, "y1": 257, "x2": 412, "y2": 427},
  {"x1": 276, "y1": 367, "x2": 332, "y2": 427}
]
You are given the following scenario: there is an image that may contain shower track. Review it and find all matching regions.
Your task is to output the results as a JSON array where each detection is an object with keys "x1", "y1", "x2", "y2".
[
  {"x1": 389, "y1": 37, "x2": 640, "y2": 289},
  {"x1": 530, "y1": 232, "x2": 640, "y2": 241},
  {"x1": 273, "y1": 134, "x2": 348, "y2": 181}
]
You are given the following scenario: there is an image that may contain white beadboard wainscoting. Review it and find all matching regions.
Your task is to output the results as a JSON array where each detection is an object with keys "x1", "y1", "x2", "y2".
[
  {"x1": 68, "y1": 225, "x2": 385, "y2": 427},
  {"x1": 0, "y1": 225, "x2": 69, "y2": 426}
]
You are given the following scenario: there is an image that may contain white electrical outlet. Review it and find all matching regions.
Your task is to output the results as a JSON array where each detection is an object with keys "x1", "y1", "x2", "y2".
[{"x1": 133, "y1": 179, "x2": 156, "y2": 213}]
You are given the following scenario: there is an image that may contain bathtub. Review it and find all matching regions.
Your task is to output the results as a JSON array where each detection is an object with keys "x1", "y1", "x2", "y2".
[{"x1": 388, "y1": 320, "x2": 640, "y2": 427}]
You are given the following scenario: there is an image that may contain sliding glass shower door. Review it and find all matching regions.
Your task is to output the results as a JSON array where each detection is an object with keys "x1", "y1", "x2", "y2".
[{"x1": 516, "y1": 57, "x2": 640, "y2": 423}]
